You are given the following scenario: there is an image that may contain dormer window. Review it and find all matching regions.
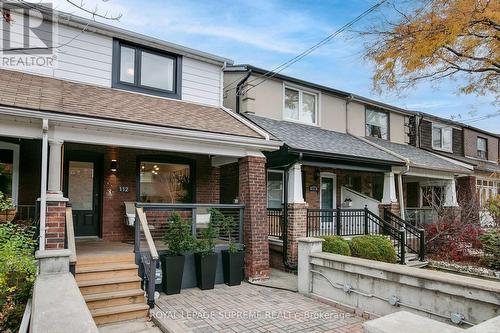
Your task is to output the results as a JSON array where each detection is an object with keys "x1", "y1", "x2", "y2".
[
  {"x1": 477, "y1": 137, "x2": 488, "y2": 159},
  {"x1": 283, "y1": 86, "x2": 317, "y2": 125},
  {"x1": 112, "y1": 40, "x2": 181, "y2": 99},
  {"x1": 432, "y1": 124, "x2": 452, "y2": 151}
]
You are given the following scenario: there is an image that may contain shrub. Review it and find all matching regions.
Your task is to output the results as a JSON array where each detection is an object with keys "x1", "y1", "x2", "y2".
[
  {"x1": 0, "y1": 222, "x2": 36, "y2": 332},
  {"x1": 0, "y1": 191, "x2": 14, "y2": 213},
  {"x1": 163, "y1": 212, "x2": 196, "y2": 256},
  {"x1": 350, "y1": 235, "x2": 397, "y2": 263},
  {"x1": 322, "y1": 236, "x2": 351, "y2": 256},
  {"x1": 480, "y1": 229, "x2": 500, "y2": 270}
]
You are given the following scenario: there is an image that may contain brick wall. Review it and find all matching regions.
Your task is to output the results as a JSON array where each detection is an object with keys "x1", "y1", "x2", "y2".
[
  {"x1": 220, "y1": 162, "x2": 239, "y2": 203},
  {"x1": 456, "y1": 175, "x2": 479, "y2": 225},
  {"x1": 238, "y1": 156, "x2": 269, "y2": 280},
  {"x1": 452, "y1": 128, "x2": 464, "y2": 156},
  {"x1": 420, "y1": 120, "x2": 433, "y2": 150},
  {"x1": 45, "y1": 201, "x2": 67, "y2": 249},
  {"x1": 408, "y1": 115, "x2": 417, "y2": 147},
  {"x1": 286, "y1": 202, "x2": 307, "y2": 265},
  {"x1": 463, "y1": 128, "x2": 499, "y2": 162}
]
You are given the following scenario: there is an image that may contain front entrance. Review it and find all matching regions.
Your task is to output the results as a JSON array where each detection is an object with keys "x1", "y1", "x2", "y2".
[
  {"x1": 64, "y1": 152, "x2": 102, "y2": 237},
  {"x1": 320, "y1": 174, "x2": 336, "y2": 209}
]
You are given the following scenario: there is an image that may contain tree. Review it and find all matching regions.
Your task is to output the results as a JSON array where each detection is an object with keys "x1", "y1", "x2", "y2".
[{"x1": 361, "y1": 0, "x2": 499, "y2": 97}]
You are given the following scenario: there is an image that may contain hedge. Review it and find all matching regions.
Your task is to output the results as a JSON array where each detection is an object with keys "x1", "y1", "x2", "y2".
[
  {"x1": 322, "y1": 236, "x2": 351, "y2": 256},
  {"x1": 480, "y1": 229, "x2": 500, "y2": 270},
  {"x1": 349, "y1": 235, "x2": 397, "y2": 263}
]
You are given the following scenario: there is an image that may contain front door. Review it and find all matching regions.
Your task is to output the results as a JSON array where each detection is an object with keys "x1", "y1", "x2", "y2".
[
  {"x1": 320, "y1": 174, "x2": 337, "y2": 231},
  {"x1": 64, "y1": 152, "x2": 102, "y2": 237}
]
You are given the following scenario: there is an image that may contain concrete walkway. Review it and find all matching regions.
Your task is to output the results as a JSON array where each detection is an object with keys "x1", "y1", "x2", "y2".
[
  {"x1": 153, "y1": 282, "x2": 364, "y2": 333},
  {"x1": 250, "y1": 268, "x2": 298, "y2": 292}
]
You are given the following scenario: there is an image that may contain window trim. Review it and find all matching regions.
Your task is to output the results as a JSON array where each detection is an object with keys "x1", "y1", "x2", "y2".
[
  {"x1": 282, "y1": 83, "x2": 319, "y2": 126},
  {"x1": 319, "y1": 172, "x2": 337, "y2": 210},
  {"x1": 0, "y1": 141, "x2": 19, "y2": 206},
  {"x1": 365, "y1": 108, "x2": 390, "y2": 140},
  {"x1": 112, "y1": 39, "x2": 182, "y2": 99},
  {"x1": 476, "y1": 136, "x2": 488, "y2": 160},
  {"x1": 431, "y1": 123, "x2": 453, "y2": 152},
  {"x1": 267, "y1": 169, "x2": 284, "y2": 208},
  {"x1": 136, "y1": 155, "x2": 196, "y2": 203}
]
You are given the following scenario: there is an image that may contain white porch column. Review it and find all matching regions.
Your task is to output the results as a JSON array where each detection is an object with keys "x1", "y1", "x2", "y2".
[
  {"x1": 382, "y1": 172, "x2": 397, "y2": 204},
  {"x1": 397, "y1": 173, "x2": 405, "y2": 220},
  {"x1": 287, "y1": 163, "x2": 304, "y2": 203},
  {"x1": 47, "y1": 139, "x2": 64, "y2": 198},
  {"x1": 444, "y1": 178, "x2": 458, "y2": 207}
]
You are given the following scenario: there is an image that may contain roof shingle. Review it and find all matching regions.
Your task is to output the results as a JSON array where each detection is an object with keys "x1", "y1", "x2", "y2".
[{"x1": 0, "y1": 69, "x2": 262, "y2": 139}]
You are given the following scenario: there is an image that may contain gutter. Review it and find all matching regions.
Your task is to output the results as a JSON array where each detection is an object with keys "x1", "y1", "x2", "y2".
[
  {"x1": 0, "y1": 106, "x2": 281, "y2": 151},
  {"x1": 235, "y1": 70, "x2": 252, "y2": 114},
  {"x1": 220, "y1": 106, "x2": 271, "y2": 141}
]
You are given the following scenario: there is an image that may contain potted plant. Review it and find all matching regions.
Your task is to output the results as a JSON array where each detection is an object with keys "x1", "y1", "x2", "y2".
[
  {"x1": 161, "y1": 212, "x2": 195, "y2": 295},
  {"x1": 210, "y1": 209, "x2": 244, "y2": 286},
  {"x1": 194, "y1": 220, "x2": 219, "y2": 290},
  {"x1": 0, "y1": 191, "x2": 15, "y2": 223}
]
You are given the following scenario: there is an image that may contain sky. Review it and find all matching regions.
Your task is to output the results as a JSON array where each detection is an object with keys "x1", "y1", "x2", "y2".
[{"x1": 50, "y1": 0, "x2": 499, "y2": 133}]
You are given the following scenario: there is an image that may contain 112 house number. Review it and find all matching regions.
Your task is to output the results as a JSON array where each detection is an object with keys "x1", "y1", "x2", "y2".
[{"x1": 118, "y1": 186, "x2": 129, "y2": 193}]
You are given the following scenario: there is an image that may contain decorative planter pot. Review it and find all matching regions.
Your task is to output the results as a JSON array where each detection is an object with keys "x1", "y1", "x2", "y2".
[
  {"x1": 0, "y1": 209, "x2": 16, "y2": 222},
  {"x1": 194, "y1": 252, "x2": 218, "y2": 290},
  {"x1": 221, "y1": 250, "x2": 244, "y2": 286},
  {"x1": 160, "y1": 254, "x2": 185, "y2": 295}
]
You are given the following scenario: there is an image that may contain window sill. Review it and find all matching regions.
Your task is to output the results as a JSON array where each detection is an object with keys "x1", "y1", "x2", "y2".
[
  {"x1": 431, "y1": 146, "x2": 453, "y2": 154},
  {"x1": 282, "y1": 117, "x2": 319, "y2": 127}
]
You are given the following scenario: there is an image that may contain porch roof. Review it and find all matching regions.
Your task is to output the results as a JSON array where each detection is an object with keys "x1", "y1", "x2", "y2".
[
  {"x1": 426, "y1": 150, "x2": 500, "y2": 174},
  {"x1": 366, "y1": 137, "x2": 473, "y2": 174},
  {"x1": 245, "y1": 114, "x2": 404, "y2": 165},
  {"x1": 0, "y1": 69, "x2": 267, "y2": 140}
]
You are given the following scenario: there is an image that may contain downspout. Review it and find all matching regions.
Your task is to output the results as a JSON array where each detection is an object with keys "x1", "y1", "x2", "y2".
[
  {"x1": 39, "y1": 119, "x2": 49, "y2": 251},
  {"x1": 235, "y1": 70, "x2": 252, "y2": 114},
  {"x1": 282, "y1": 153, "x2": 303, "y2": 271},
  {"x1": 345, "y1": 94, "x2": 353, "y2": 134}
]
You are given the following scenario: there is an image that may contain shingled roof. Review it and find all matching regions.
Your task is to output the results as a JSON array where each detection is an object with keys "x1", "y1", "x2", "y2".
[
  {"x1": 0, "y1": 69, "x2": 263, "y2": 139},
  {"x1": 245, "y1": 114, "x2": 404, "y2": 164}
]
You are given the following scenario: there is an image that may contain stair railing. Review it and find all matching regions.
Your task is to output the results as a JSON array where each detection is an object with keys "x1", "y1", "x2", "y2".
[
  {"x1": 135, "y1": 207, "x2": 159, "y2": 309},
  {"x1": 383, "y1": 208, "x2": 425, "y2": 261},
  {"x1": 365, "y1": 209, "x2": 406, "y2": 264},
  {"x1": 64, "y1": 204, "x2": 77, "y2": 275}
]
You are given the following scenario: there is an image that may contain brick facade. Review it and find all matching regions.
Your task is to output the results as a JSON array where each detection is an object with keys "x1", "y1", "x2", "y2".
[
  {"x1": 220, "y1": 162, "x2": 239, "y2": 204},
  {"x1": 456, "y1": 175, "x2": 479, "y2": 225},
  {"x1": 44, "y1": 201, "x2": 67, "y2": 249},
  {"x1": 238, "y1": 156, "x2": 269, "y2": 280},
  {"x1": 463, "y1": 128, "x2": 499, "y2": 162},
  {"x1": 286, "y1": 202, "x2": 308, "y2": 266}
]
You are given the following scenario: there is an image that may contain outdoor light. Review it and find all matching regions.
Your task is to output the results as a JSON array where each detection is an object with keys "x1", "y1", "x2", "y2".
[{"x1": 110, "y1": 159, "x2": 118, "y2": 172}]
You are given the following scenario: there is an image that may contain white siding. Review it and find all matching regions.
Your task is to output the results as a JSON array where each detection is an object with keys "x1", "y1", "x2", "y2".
[
  {"x1": 0, "y1": 11, "x2": 113, "y2": 86},
  {"x1": 182, "y1": 57, "x2": 222, "y2": 106}
]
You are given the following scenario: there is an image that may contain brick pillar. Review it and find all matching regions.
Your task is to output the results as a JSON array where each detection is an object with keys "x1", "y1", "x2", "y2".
[
  {"x1": 44, "y1": 200, "x2": 67, "y2": 249},
  {"x1": 379, "y1": 202, "x2": 401, "y2": 222},
  {"x1": 457, "y1": 176, "x2": 479, "y2": 225},
  {"x1": 286, "y1": 202, "x2": 308, "y2": 266},
  {"x1": 238, "y1": 156, "x2": 269, "y2": 281}
]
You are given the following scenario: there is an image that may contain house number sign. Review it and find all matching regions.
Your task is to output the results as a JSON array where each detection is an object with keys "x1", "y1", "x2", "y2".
[{"x1": 118, "y1": 186, "x2": 129, "y2": 193}]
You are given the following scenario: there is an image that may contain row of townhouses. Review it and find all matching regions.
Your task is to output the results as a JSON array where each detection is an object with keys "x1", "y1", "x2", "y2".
[{"x1": 0, "y1": 3, "x2": 498, "y2": 321}]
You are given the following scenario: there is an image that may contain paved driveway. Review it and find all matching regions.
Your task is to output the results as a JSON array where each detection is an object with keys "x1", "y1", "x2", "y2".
[{"x1": 153, "y1": 282, "x2": 364, "y2": 333}]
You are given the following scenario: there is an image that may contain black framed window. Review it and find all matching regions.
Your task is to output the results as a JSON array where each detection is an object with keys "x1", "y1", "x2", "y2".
[
  {"x1": 138, "y1": 157, "x2": 195, "y2": 203},
  {"x1": 112, "y1": 40, "x2": 182, "y2": 99},
  {"x1": 366, "y1": 109, "x2": 389, "y2": 140}
]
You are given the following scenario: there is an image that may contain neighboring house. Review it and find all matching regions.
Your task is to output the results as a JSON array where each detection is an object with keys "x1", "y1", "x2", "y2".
[
  {"x1": 409, "y1": 113, "x2": 500, "y2": 226},
  {"x1": 223, "y1": 64, "x2": 472, "y2": 268},
  {"x1": 0, "y1": 4, "x2": 280, "y2": 322}
]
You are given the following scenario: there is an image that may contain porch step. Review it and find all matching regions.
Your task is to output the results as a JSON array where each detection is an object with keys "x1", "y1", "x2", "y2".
[
  {"x1": 76, "y1": 263, "x2": 139, "y2": 282},
  {"x1": 77, "y1": 253, "x2": 135, "y2": 266},
  {"x1": 78, "y1": 276, "x2": 142, "y2": 295},
  {"x1": 84, "y1": 289, "x2": 145, "y2": 310},
  {"x1": 91, "y1": 303, "x2": 149, "y2": 325}
]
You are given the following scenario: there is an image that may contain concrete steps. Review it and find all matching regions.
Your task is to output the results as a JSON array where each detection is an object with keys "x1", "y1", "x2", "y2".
[
  {"x1": 76, "y1": 253, "x2": 148, "y2": 325},
  {"x1": 98, "y1": 318, "x2": 162, "y2": 333}
]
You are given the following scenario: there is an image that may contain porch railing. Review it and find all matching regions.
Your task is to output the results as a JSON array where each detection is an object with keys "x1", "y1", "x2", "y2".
[
  {"x1": 268, "y1": 208, "x2": 284, "y2": 238},
  {"x1": 383, "y1": 208, "x2": 425, "y2": 261},
  {"x1": 134, "y1": 202, "x2": 245, "y2": 307},
  {"x1": 405, "y1": 208, "x2": 437, "y2": 226}
]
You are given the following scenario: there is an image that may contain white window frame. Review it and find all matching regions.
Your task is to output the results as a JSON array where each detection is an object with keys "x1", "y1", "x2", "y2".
[
  {"x1": 476, "y1": 137, "x2": 488, "y2": 159},
  {"x1": 0, "y1": 141, "x2": 20, "y2": 206},
  {"x1": 282, "y1": 83, "x2": 319, "y2": 126},
  {"x1": 431, "y1": 123, "x2": 453, "y2": 152},
  {"x1": 365, "y1": 108, "x2": 389, "y2": 140},
  {"x1": 267, "y1": 169, "x2": 284, "y2": 208}
]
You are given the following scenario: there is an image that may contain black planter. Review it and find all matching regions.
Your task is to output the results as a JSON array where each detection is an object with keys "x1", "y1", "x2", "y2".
[
  {"x1": 160, "y1": 254, "x2": 185, "y2": 295},
  {"x1": 221, "y1": 250, "x2": 244, "y2": 286},
  {"x1": 194, "y1": 252, "x2": 218, "y2": 290}
]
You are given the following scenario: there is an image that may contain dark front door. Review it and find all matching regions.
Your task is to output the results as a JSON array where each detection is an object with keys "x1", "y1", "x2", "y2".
[{"x1": 64, "y1": 152, "x2": 102, "y2": 237}]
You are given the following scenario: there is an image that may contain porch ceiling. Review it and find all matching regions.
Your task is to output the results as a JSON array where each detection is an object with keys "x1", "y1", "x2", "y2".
[{"x1": 0, "y1": 69, "x2": 268, "y2": 140}]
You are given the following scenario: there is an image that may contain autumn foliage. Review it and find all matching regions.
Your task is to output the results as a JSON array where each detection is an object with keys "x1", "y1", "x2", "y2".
[{"x1": 363, "y1": 0, "x2": 499, "y2": 96}]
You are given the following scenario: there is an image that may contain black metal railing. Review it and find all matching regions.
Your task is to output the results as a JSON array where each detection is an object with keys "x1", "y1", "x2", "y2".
[
  {"x1": 365, "y1": 209, "x2": 405, "y2": 264},
  {"x1": 384, "y1": 208, "x2": 425, "y2": 261},
  {"x1": 268, "y1": 208, "x2": 284, "y2": 238}
]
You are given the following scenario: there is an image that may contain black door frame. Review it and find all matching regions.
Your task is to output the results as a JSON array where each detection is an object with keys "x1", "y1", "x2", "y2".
[{"x1": 63, "y1": 150, "x2": 103, "y2": 238}]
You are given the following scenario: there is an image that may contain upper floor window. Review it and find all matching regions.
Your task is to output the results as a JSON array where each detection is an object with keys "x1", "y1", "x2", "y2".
[
  {"x1": 113, "y1": 40, "x2": 181, "y2": 98},
  {"x1": 432, "y1": 124, "x2": 452, "y2": 151},
  {"x1": 477, "y1": 137, "x2": 488, "y2": 159},
  {"x1": 365, "y1": 109, "x2": 388, "y2": 140},
  {"x1": 283, "y1": 87, "x2": 317, "y2": 125}
]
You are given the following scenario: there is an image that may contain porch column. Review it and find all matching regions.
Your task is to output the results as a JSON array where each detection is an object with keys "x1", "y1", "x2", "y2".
[
  {"x1": 444, "y1": 178, "x2": 458, "y2": 207},
  {"x1": 382, "y1": 172, "x2": 397, "y2": 204},
  {"x1": 47, "y1": 139, "x2": 64, "y2": 198},
  {"x1": 286, "y1": 163, "x2": 308, "y2": 267},
  {"x1": 238, "y1": 156, "x2": 269, "y2": 281}
]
